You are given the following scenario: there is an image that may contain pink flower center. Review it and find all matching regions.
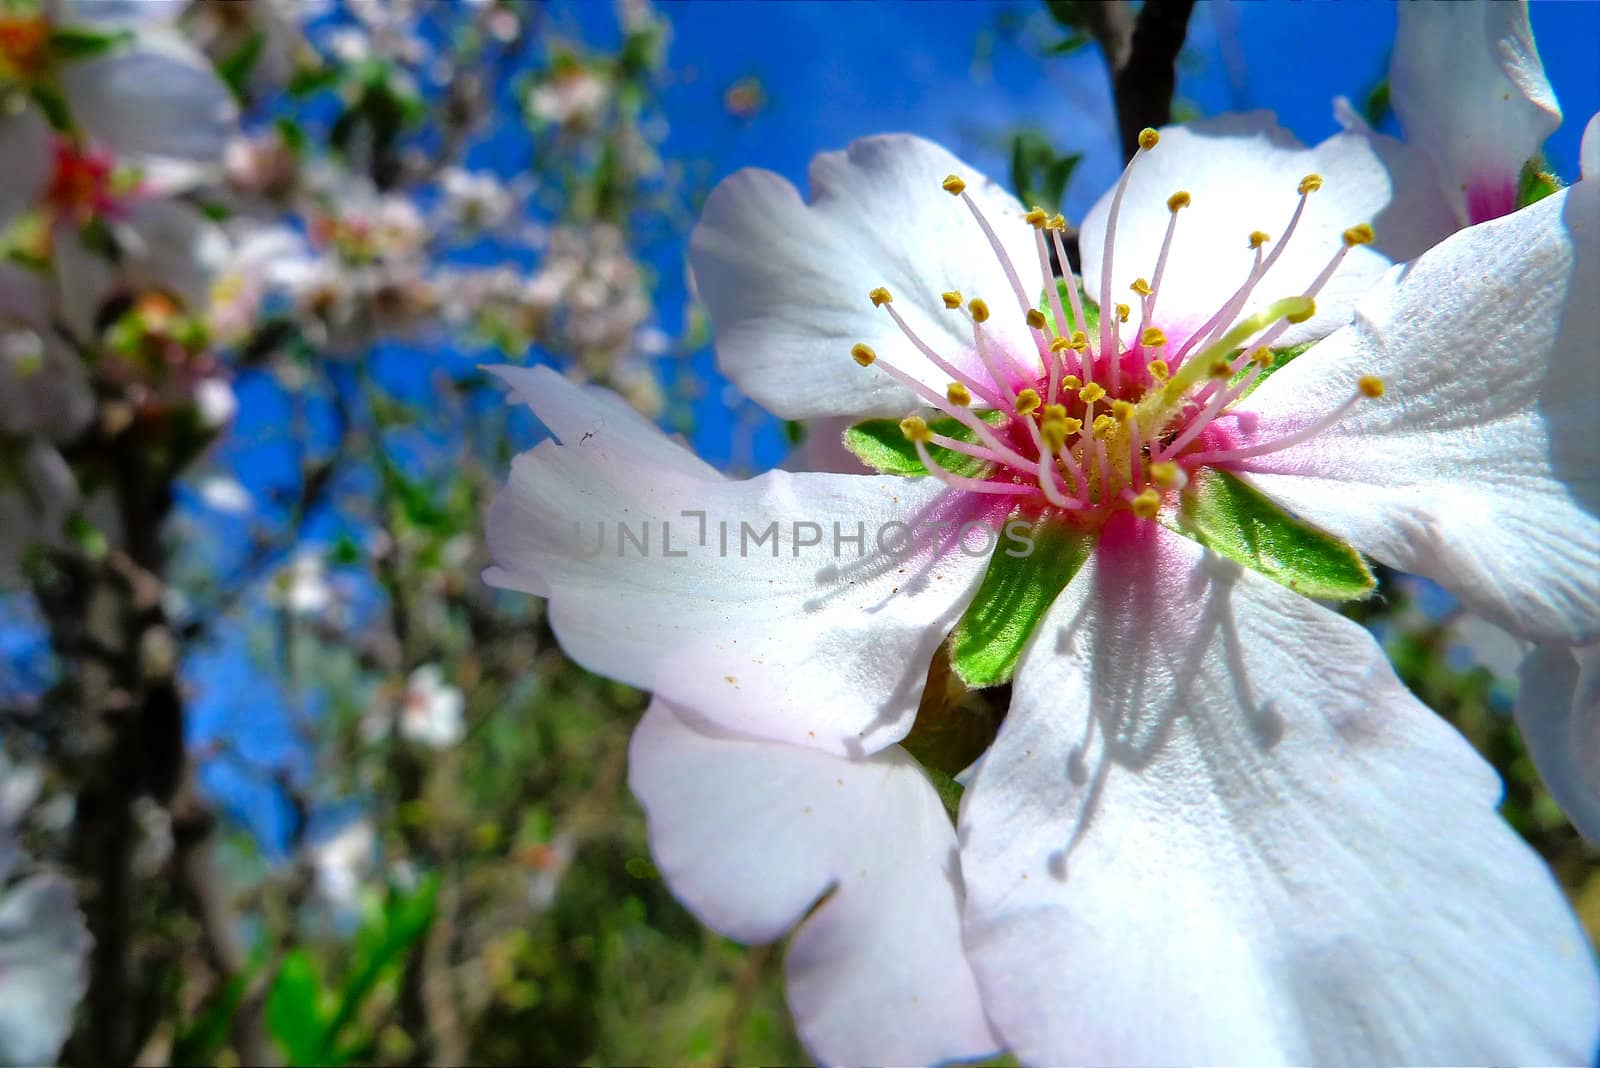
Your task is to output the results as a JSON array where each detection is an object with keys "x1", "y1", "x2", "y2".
[
  {"x1": 45, "y1": 140, "x2": 126, "y2": 226},
  {"x1": 854, "y1": 129, "x2": 1383, "y2": 533}
]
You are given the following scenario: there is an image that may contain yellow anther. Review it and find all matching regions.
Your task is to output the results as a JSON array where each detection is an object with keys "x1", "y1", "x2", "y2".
[
  {"x1": 1069, "y1": 331, "x2": 1088, "y2": 350},
  {"x1": 1140, "y1": 327, "x2": 1166, "y2": 348},
  {"x1": 1146, "y1": 358, "x2": 1169, "y2": 380},
  {"x1": 1286, "y1": 297, "x2": 1315, "y2": 324},
  {"x1": 1131, "y1": 278, "x2": 1152, "y2": 297},
  {"x1": 1342, "y1": 222, "x2": 1375, "y2": 247},
  {"x1": 968, "y1": 298, "x2": 990, "y2": 323},
  {"x1": 1208, "y1": 357, "x2": 1233, "y2": 379},
  {"x1": 1248, "y1": 230, "x2": 1271, "y2": 249},
  {"x1": 1167, "y1": 190, "x2": 1191, "y2": 212},
  {"x1": 941, "y1": 290, "x2": 963, "y2": 309},
  {"x1": 1042, "y1": 404, "x2": 1068, "y2": 421},
  {"x1": 1250, "y1": 347, "x2": 1274, "y2": 368},
  {"x1": 1059, "y1": 417, "x2": 1082, "y2": 435},
  {"x1": 1014, "y1": 389, "x2": 1041, "y2": 416},
  {"x1": 1049, "y1": 335, "x2": 1072, "y2": 353},
  {"x1": 1092, "y1": 413, "x2": 1116, "y2": 439},
  {"x1": 1358, "y1": 374, "x2": 1385, "y2": 398},
  {"x1": 1024, "y1": 207, "x2": 1049, "y2": 228},
  {"x1": 869, "y1": 287, "x2": 893, "y2": 307},
  {"x1": 1025, "y1": 308, "x2": 1047, "y2": 329},
  {"x1": 942, "y1": 174, "x2": 967, "y2": 195},
  {"x1": 1041, "y1": 419, "x2": 1070, "y2": 451},
  {"x1": 1111, "y1": 400, "x2": 1135, "y2": 421},
  {"x1": 1298, "y1": 173, "x2": 1324, "y2": 195},
  {"x1": 1148, "y1": 460, "x2": 1184, "y2": 490},
  {"x1": 1048, "y1": 213, "x2": 1067, "y2": 230},
  {"x1": 1078, "y1": 382, "x2": 1106, "y2": 404},
  {"x1": 1062, "y1": 375, "x2": 1082, "y2": 391},
  {"x1": 946, "y1": 382, "x2": 972, "y2": 407},
  {"x1": 1138, "y1": 128, "x2": 1160, "y2": 151},
  {"x1": 1130, "y1": 488, "x2": 1162, "y2": 519},
  {"x1": 1115, "y1": 303, "x2": 1130, "y2": 323},
  {"x1": 900, "y1": 415, "x2": 933, "y2": 443},
  {"x1": 850, "y1": 343, "x2": 877, "y2": 367}
]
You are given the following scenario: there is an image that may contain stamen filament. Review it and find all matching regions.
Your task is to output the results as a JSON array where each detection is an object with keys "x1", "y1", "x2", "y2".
[
  {"x1": 959, "y1": 192, "x2": 1033, "y2": 316},
  {"x1": 1172, "y1": 187, "x2": 1313, "y2": 366},
  {"x1": 1034, "y1": 228, "x2": 1068, "y2": 404},
  {"x1": 926, "y1": 429, "x2": 1035, "y2": 472},
  {"x1": 913, "y1": 439, "x2": 1037, "y2": 496},
  {"x1": 883, "y1": 303, "x2": 1008, "y2": 409},
  {"x1": 1182, "y1": 388, "x2": 1366, "y2": 466},
  {"x1": 1050, "y1": 226, "x2": 1094, "y2": 358},
  {"x1": 1099, "y1": 131, "x2": 1158, "y2": 364}
]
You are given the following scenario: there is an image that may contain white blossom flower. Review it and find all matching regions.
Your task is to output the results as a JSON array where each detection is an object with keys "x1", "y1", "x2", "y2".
[
  {"x1": 0, "y1": 757, "x2": 89, "y2": 1067},
  {"x1": 270, "y1": 551, "x2": 334, "y2": 616},
  {"x1": 1389, "y1": 0, "x2": 1560, "y2": 228},
  {"x1": 488, "y1": 118, "x2": 1600, "y2": 1062},
  {"x1": 438, "y1": 167, "x2": 516, "y2": 234},
  {"x1": 397, "y1": 665, "x2": 466, "y2": 750},
  {"x1": 310, "y1": 819, "x2": 376, "y2": 911}
]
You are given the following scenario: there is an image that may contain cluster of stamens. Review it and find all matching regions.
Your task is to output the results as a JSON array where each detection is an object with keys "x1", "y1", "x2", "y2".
[{"x1": 850, "y1": 128, "x2": 1384, "y2": 527}]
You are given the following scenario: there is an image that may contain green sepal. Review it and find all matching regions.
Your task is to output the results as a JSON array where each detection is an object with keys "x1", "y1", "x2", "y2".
[
  {"x1": 1041, "y1": 278, "x2": 1099, "y2": 339},
  {"x1": 1167, "y1": 467, "x2": 1374, "y2": 601},
  {"x1": 949, "y1": 520, "x2": 1094, "y2": 687},
  {"x1": 1516, "y1": 158, "x2": 1562, "y2": 210},
  {"x1": 1227, "y1": 340, "x2": 1314, "y2": 397},
  {"x1": 842, "y1": 410, "x2": 1005, "y2": 478},
  {"x1": 49, "y1": 26, "x2": 131, "y2": 62},
  {"x1": 28, "y1": 84, "x2": 71, "y2": 132}
]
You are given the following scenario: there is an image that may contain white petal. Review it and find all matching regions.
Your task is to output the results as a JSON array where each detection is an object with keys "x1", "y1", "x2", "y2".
[
  {"x1": 960, "y1": 517, "x2": 1600, "y2": 1065},
  {"x1": 0, "y1": 875, "x2": 91, "y2": 1067},
  {"x1": 59, "y1": 29, "x2": 237, "y2": 169},
  {"x1": 1392, "y1": 0, "x2": 1561, "y2": 225},
  {"x1": 488, "y1": 418, "x2": 990, "y2": 755},
  {"x1": 488, "y1": 364, "x2": 720, "y2": 481},
  {"x1": 629, "y1": 701, "x2": 998, "y2": 1066},
  {"x1": 690, "y1": 134, "x2": 1045, "y2": 419},
  {"x1": 1517, "y1": 643, "x2": 1600, "y2": 842},
  {"x1": 0, "y1": 108, "x2": 50, "y2": 230},
  {"x1": 119, "y1": 198, "x2": 230, "y2": 315},
  {"x1": 1583, "y1": 111, "x2": 1600, "y2": 181},
  {"x1": 1079, "y1": 113, "x2": 1432, "y2": 349},
  {"x1": 1234, "y1": 181, "x2": 1600, "y2": 644}
]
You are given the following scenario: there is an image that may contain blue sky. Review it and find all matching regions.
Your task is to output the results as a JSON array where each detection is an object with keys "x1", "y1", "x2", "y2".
[{"x1": 187, "y1": 0, "x2": 1600, "y2": 850}]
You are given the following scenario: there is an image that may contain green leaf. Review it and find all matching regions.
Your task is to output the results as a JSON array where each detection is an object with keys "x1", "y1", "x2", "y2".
[
  {"x1": 949, "y1": 520, "x2": 1095, "y2": 687},
  {"x1": 1516, "y1": 158, "x2": 1562, "y2": 210},
  {"x1": 843, "y1": 411, "x2": 1005, "y2": 478},
  {"x1": 266, "y1": 951, "x2": 329, "y2": 1067},
  {"x1": 1009, "y1": 131, "x2": 1079, "y2": 214},
  {"x1": 218, "y1": 29, "x2": 267, "y2": 103},
  {"x1": 49, "y1": 26, "x2": 130, "y2": 62},
  {"x1": 1041, "y1": 277, "x2": 1099, "y2": 339},
  {"x1": 172, "y1": 966, "x2": 255, "y2": 1067},
  {"x1": 1044, "y1": 0, "x2": 1088, "y2": 30},
  {"x1": 1168, "y1": 467, "x2": 1374, "y2": 600},
  {"x1": 287, "y1": 62, "x2": 341, "y2": 98},
  {"x1": 1046, "y1": 34, "x2": 1090, "y2": 55},
  {"x1": 28, "y1": 84, "x2": 71, "y2": 132},
  {"x1": 1362, "y1": 77, "x2": 1391, "y2": 129},
  {"x1": 321, "y1": 876, "x2": 439, "y2": 1054}
]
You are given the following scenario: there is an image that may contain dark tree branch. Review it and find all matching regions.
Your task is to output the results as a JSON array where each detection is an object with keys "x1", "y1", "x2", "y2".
[{"x1": 1083, "y1": 0, "x2": 1196, "y2": 161}]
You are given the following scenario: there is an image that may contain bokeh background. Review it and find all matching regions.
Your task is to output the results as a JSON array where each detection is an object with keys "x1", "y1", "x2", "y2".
[{"x1": 1, "y1": 1, "x2": 1597, "y2": 1064}]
